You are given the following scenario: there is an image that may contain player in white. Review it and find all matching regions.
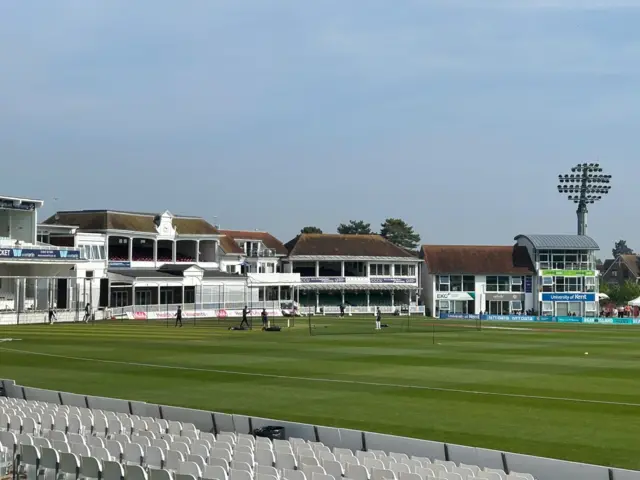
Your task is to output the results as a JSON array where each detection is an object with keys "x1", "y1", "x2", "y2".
[{"x1": 375, "y1": 307, "x2": 382, "y2": 330}]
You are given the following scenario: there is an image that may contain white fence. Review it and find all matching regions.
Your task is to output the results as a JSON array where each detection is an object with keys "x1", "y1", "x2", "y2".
[{"x1": 0, "y1": 276, "x2": 98, "y2": 325}]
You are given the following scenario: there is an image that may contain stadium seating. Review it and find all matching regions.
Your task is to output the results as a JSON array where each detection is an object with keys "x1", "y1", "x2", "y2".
[{"x1": 0, "y1": 396, "x2": 537, "y2": 480}]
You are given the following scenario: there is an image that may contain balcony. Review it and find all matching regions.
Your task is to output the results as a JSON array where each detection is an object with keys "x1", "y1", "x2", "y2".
[{"x1": 245, "y1": 248, "x2": 277, "y2": 258}]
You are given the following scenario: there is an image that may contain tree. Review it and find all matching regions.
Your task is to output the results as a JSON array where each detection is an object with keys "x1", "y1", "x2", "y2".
[
  {"x1": 613, "y1": 240, "x2": 634, "y2": 258},
  {"x1": 380, "y1": 218, "x2": 421, "y2": 250},
  {"x1": 601, "y1": 280, "x2": 640, "y2": 304},
  {"x1": 337, "y1": 220, "x2": 373, "y2": 235},
  {"x1": 300, "y1": 226, "x2": 322, "y2": 234}
]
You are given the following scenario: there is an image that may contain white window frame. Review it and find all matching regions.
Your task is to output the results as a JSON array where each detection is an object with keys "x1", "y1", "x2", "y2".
[
  {"x1": 585, "y1": 302, "x2": 596, "y2": 312},
  {"x1": 511, "y1": 276, "x2": 522, "y2": 285},
  {"x1": 542, "y1": 277, "x2": 554, "y2": 285},
  {"x1": 438, "y1": 300, "x2": 450, "y2": 310},
  {"x1": 542, "y1": 301, "x2": 553, "y2": 313},
  {"x1": 511, "y1": 300, "x2": 523, "y2": 311}
]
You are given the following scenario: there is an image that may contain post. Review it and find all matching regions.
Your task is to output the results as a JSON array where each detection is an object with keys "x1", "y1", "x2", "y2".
[{"x1": 577, "y1": 202, "x2": 588, "y2": 236}]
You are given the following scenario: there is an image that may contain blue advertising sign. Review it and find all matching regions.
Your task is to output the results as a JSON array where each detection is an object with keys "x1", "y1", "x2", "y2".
[
  {"x1": 541, "y1": 293, "x2": 595, "y2": 302},
  {"x1": 301, "y1": 277, "x2": 345, "y2": 283},
  {"x1": 483, "y1": 314, "x2": 537, "y2": 322},
  {"x1": 109, "y1": 261, "x2": 131, "y2": 268},
  {"x1": 582, "y1": 318, "x2": 614, "y2": 324},
  {"x1": 370, "y1": 278, "x2": 415, "y2": 284},
  {"x1": 0, "y1": 248, "x2": 80, "y2": 260},
  {"x1": 524, "y1": 276, "x2": 532, "y2": 293},
  {"x1": 556, "y1": 316, "x2": 584, "y2": 323},
  {"x1": 439, "y1": 313, "x2": 479, "y2": 320}
]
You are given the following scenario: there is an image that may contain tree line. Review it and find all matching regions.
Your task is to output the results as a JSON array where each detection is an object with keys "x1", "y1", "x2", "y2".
[{"x1": 299, "y1": 219, "x2": 421, "y2": 251}]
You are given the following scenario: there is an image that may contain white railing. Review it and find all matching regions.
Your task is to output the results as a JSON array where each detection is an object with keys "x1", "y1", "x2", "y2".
[
  {"x1": 304, "y1": 305, "x2": 425, "y2": 315},
  {"x1": 107, "y1": 302, "x2": 423, "y2": 319}
]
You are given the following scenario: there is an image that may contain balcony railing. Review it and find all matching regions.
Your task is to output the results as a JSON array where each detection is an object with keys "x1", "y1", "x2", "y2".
[{"x1": 246, "y1": 248, "x2": 277, "y2": 257}]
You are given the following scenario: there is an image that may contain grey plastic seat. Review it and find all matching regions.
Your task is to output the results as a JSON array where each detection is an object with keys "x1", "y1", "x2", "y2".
[
  {"x1": 80, "y1": 455, "x2": 102, "y2": 480},
  {"x1": 39, "y1": 446, "x2": 60, "y2": 480},
  {"x1": 59, "y1": 452, "x2": 81, "y2": 480},
  {"x1": 19, "y1": 444, "x2": 40, "y2": 480},
  {"x1": 149, "y1": 468, "x2": 173, "y2": 480}
]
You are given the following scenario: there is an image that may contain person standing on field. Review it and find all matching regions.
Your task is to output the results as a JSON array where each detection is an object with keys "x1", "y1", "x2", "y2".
[
  {"x1": 375, "y1": 307, "x2": 382, "y2": 330},
  {"x1": 175, "y1": 306, "x2": 183, "y2": 327},
  {"x1": 240, "y1": 305, "x2": 250, "y2": 329}
]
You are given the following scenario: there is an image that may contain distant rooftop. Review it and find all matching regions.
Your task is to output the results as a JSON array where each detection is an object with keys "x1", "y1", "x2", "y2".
[
  {"x1": 0, "y1": 195, "x2": 44, "y2": 208},
  {"x1": 514, "y1": 234, "x2": 599, "y2": 250}
]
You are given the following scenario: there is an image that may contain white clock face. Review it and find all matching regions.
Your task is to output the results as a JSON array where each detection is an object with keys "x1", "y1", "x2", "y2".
[{"x1": 162, "y1": 224, "x2": 169, "y2": 233}]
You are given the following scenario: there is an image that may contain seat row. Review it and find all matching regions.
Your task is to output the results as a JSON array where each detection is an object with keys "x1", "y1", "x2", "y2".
[{"x1": 0, "y1": 397, "x2": 535, "y2": 480}]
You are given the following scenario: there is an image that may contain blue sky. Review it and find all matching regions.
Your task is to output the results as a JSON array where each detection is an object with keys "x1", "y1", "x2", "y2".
[{"x1": 1, "y1": 1, "x2": 639, "y2": 257}]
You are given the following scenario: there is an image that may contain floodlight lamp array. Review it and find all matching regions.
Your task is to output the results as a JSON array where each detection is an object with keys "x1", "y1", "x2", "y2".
[{"x1": 556, "y1": 163, "x2": 611, "y2": 204}]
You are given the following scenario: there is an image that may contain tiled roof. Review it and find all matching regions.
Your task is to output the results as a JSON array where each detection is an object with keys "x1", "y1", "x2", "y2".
[
  {"x1": 600, "y1": 259, "x2": 615, "y2": 273},
  {"x1": 514, "y1": 234, "x2": 599, "y2": 250},
  {"x1": 618, "y1": 254, "x2": 640, "y2": 277},
  {"x1": 218, "y1": 235, "x2": 244, "y2": 255},
  {"x1": 220, "y1": 230, "x2": 287, "y2": 255},
  {"x1": 421, "y1": 245, "x2": 535, "y2": 274},
  {"x1": 285, "y1": 234, "x2": 417, "y2": 258},
  {"x1": 42, "y1": 210, "x2": 218, "y2": 235}
]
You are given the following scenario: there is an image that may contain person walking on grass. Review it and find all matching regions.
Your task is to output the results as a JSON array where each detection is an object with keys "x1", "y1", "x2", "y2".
[
  {"x1": 261, "y1": 308, "x2": 268, "y2": 330},
  {"x1": 175, "y1": 305, "x2": 183, "y2": 327},
  {"x1": 48, "y1": 306, "x2": 57, "y2": 324},
  {"x1": 375, "y1": 307, "x2": 382, "y2": 330},
  {"x1": 82, "y1": 303, "x2": 91, "y2": 323},
  {"x1": 240, "y1": 305, "x2": 250, "y2": 329}
]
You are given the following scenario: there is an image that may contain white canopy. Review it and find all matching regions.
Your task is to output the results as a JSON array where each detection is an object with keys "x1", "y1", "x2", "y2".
[
  {"x1": 598, "y1": 292, "x2": 609, "y2": 300},
  {"x1": 628, "y1": 296, "x2": 640, "y2": 306}
]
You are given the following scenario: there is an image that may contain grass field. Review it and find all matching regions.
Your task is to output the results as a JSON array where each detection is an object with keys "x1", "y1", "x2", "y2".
[{"x1": 0, "y1": 316, "x2": 639, "y2": 470}]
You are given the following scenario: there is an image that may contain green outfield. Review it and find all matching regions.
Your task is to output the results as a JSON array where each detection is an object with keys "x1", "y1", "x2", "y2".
[{"x1": 0, "y1": 317, "x2": 639, "y2": 469}]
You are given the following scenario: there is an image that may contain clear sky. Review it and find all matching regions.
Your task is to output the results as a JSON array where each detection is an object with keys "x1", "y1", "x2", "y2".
[{"x1": 1, "y1": 1, "x2": 638, "y2": 257}]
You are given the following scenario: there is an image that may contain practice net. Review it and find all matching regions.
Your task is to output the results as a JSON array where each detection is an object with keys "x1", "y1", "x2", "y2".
[{"x1": 308, "y1": 315, "x2": 481, "y2": 336}]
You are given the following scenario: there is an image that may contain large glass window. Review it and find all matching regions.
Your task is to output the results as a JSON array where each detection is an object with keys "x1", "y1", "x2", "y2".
[
  {"x1": 486, "y1": 275, "x2": 510, "y2": 292},
  {"x1": 498, "y1": 276, "x2": 510, "y2": 292},
  {"x1": 554, "y1": 277, "x2": 565, "y2": 292},
  {"x1": 436, "y1": 275, "x2": 450, "y2": 292},
  {"x1": 585, "y1": 276, "x2": 596, "y2": 292},
  {"x1": 463, "y1": 275, "x2": 475, "y2": 292},
  {"x1": 541, "y1": 301, "x2": 553, "y2": 314},
  {"x1": 566, "y1": 277, "x2": 580, "y2": 292},
  {"x1": 370, "y1": 264, "x2": 391, "y2": 276},
  {"x1": 438, "y1": 300, "x2": 450, "y2": 310},
  {"x1": 394, "y1": 264, "x2": 409, "y2": 276},
  {"x1": 511, "y1": 276, "x2": 522, "y2": 292},
  {"x1": 541, "y1": 250, "x2": 594, "y2": 270},
  {"x1": 450, "y1": 275, "x2": 463, "y2": 292}
]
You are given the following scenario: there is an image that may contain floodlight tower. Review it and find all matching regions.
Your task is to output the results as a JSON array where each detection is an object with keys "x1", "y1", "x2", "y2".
[{"x1": 557, "y1": 163, "x2": 612, "y2": 236}]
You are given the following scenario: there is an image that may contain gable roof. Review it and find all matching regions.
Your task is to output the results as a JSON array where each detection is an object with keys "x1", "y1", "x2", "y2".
[
  {"x1": 514, "y1": 234, "x2": 599, "y2": 250},
  {"x1": 599, "y1": 259, "x2": 614, "y2": 273},
  {"x1": 42, "y1": 210, "x2": 219, "y2": 235},
  {"x1": 218, "y1": 235, "x2": 244, "y2": 255},
  {"x1": 421, "y1": 245, "x2": 535, "y2": 274},
  {"x1": 603, "y1": 254, "x2": 640, "y2": 278},
  {"x1": 285, "y1": 234, "x2": 417, "y2": 258},
  {"x1": 220, "y1": 230, "x2": 287, "y2": 255}
]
